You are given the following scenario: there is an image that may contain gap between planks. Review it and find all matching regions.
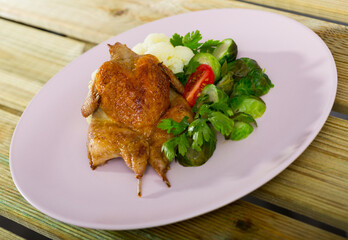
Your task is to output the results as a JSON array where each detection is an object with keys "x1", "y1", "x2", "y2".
[
  {"x1": 0, "y1": 170, "x2": 345, "y2": 240},
  {"x1": 237, "y1": 0, "x2": 348, "y2": 26},
  {"x1": 0, "y1": 11, "x2": 347, "y2": 114},
  {"x1": 0, "y1": 12, "x2": 346, "y2": 234},
  {"x1": 0, "y1": 0, "x2": 346, "y2": 43},
  {"x1": 0, "y1": 226, "x2": 25, "y2": 240}
]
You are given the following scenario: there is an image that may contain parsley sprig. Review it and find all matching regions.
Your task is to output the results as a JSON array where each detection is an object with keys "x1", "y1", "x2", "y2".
[
  {"x1": 156, "y1": 30, "x2": 272, "y2": 165},
  {"x1": 158, "y1": 117, "x2": 190, "y2": 161},
  {"x1": 158, "y1": 84, "x2": 239, "y2": 161},
  {"x1": 158, "y1": 116, "x2": 190, "y2": 135},
  {"x1": 171, "y1": 30, "x2": 222, "y2": 85},
  {"x1": 170, "y1": 30, "x2": 221, "y2": 53},
  {"x1": 160, "y1": 133, "x2": 190, "y2": 161}
]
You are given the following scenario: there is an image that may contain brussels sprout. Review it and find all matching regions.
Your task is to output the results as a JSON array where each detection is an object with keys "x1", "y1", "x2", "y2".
[
  {"x1": 232, "y1": 112, "x2": 257, "y2": 126},
  {"x1": 240, "y1": 57, "x2": 261, "y2": 71},
  {"x1": 262, "y1": 71, "x2": 274, "y2": 89},
  {"x1": 198, "y1": 84, "x2": 229, "y2": 104},
  {"x1": 188, "y1": 53, "x2": 221, "y2": 81},
  {"x1": 232, "y1": 69, "x2": 274, "y2": 97},
  {"x1": 177, "y1": 134, "x2": 216, "y2": 167},
  {"x1": 194, "y1": 84, "x2": 233, "y2": 117},
  {"x1": 230, "y1": 95, "x2": 266, "y2": 119},
  {"x1": 229, "y1": 112, "x2": 256, "y2": 140},
  {"x1": 216, "y1": 72, "x2": 234, "y2": 95},
  {"x1": 227, "y1": 59, "x2": 249, "y2": 79},
  {"x1": 213, "y1": 38, "x2": 238, "y2": 64},
  {"x1": 230, "y1": 122, "x2": 254, "y2": 141},
  {"x1": 200, "y1": 84, "x2": 219, "y2": 103}
]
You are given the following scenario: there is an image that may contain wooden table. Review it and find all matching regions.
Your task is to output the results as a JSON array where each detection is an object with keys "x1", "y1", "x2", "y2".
[{"x1": 0, "y1": 1, "x2": 347, "y2": 239}]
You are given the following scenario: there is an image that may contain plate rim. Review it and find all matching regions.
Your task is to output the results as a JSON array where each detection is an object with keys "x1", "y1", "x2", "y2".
[{"x1": 9, "y1": 8, "x2": 337, "y2": 230}]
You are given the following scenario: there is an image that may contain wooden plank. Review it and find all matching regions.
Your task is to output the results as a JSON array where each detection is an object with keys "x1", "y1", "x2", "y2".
[
  {"x1": 0, "y1": 18, "x2": 89, "y2": 157},
  {"x1": 0, "y1": 110, "x2": 18, "y2": 157},
  {"x1": 0, "y1": 0, "x2": 347, "y2": 114},
  {"x1": 0, "y1": 69, "x2": 42, "y2": 114},
  {"x1": 0, "y1": 0, "x2": 347, "y2": 43},
  {"x1": 314, "y1": 24, "x2": 348, "y2": 114},
  {"x1": 253, "y1": 116, "x2": 348, "y2": 230},
  {"x1": 0, "y1": 227, "x2": 24, "y2": 240},
  {"x1": 1, "y1": 104, "x2": 346, "y2": 232},
  {"x1": 244, "y1": 0, "x2": 348, "y2": 24},
  {"x1": 0, "y1": 18, "x2": 87, "y2": 85},
  {"x1": 0, "y1": 152, "x2": 344, "y2": 240},
  {"x1": 0, "y1": 16, "x2": 347, "y2": 232}
]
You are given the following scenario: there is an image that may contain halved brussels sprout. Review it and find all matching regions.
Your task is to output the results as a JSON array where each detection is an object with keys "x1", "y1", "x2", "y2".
[
  {"x1": 232, "y1": 112, "x2": 257, "y2": 126},
  {"x1": 240, "y1": 57, "x2": 261, "y2": 71},
  {"x1": 230, "y1": 122, "x2": 254, "y2": 141},
  {"x1": 177, "y1": 134, "x2": 216, "y2": 167},
  {"x1": 230, "y1": 95, "x2": 266, "y2": 119},
  {"x1": 232, "y1": 69, "x2": 274, "y2": 97},
  {"x1": 188, "y1": 53, "x2": 221, "y2": 81},
  {"x1": 216, "y1": 72, "x2": 234, "y2": 95},
  {"x1": 227, "y1": 59, "x2": 249, "y2": 79},
  {"x1": 199, "y1": 84, "x2": 229, "y2": 104},
  {"x1": 213, "y1": 38, "x2": 238, "y2": 64},
  {"x1": 194, "y1": 84, "x2": 233, "y2": 117},
  {"x1": 201, "y1": 84, "x2": 219, "y2": 103}
]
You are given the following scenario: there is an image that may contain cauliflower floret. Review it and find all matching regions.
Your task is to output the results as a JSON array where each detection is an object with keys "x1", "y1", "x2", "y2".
[
  {"x1": 133, "y1": 33, "x2": 195, "y2": 74},
  {"x1": 145, "y1": 42, "x2": 174, "y2": 66},
  {"x1": 132, "y1": 43, "x2": 146, "y2": 55},
  {"x1": 167, "y1": 57, "x2": 184, "y2": 74},
  {"x1": 143, "y1": 33, "x2": 170, "y2": 48},
  {"x1": 174, "y1": 46, "x2": 194, "y2": 66}
]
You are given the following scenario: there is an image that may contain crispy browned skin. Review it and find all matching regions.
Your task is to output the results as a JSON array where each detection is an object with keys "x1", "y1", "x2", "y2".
[
  {"x1": 87, "y1": 109, "x2": 149, "y2": 178},
  {"x1": 82, "y1": 42, "x2": 193, "y2": 194},
  {"x1": 96, "y1": 44, "x2": 170, "y2": 137}
]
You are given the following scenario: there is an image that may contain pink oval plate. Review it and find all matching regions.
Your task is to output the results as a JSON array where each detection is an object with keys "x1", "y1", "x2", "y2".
[{"x1": 10, "y1": 9, "x2": 337, "y2": 230}]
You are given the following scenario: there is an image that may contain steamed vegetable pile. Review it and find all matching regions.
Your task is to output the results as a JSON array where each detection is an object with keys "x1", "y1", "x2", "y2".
[{"x1": 136, "y1": 31, "x2": 274, "y2": 167}]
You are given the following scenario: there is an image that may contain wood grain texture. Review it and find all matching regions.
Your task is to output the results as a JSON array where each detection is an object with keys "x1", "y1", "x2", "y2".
[
  {"x1": 0, "y1": 18, "x2": 86, "y2": 85},
  {"x1": 0, "y1": 227, "x2": 25, "y2": 240},
  {"x1": 253, "y1": 116, "x2": 348, "y2": 230},
  {"x1": 0, "y1": 0, "x2": 347, "y2": 114},
  {"x1": 308, "y1": 21, "x2": 348, "y2": 114},
  {"x1": 0, "y1": 69, "x2": 42, "y2": 114},
  {"x1": 0, "y1": 152, "x2": 344, "y2": 240},
  {"x1": 0, "y1": 0, "x2": 345, "y2": 43},
  {"x1": 0, "y1": 4, "x2": 347, "y2": 238},
  {"x1": 0, "y1": 18, "x2": 88, "y2": 156},
  {"x1": 243, "y1": 0, "x2": 348, "y2": 24},
  {"x1": 0, "y1": 109, "x2": 18, "y2": 157}
]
